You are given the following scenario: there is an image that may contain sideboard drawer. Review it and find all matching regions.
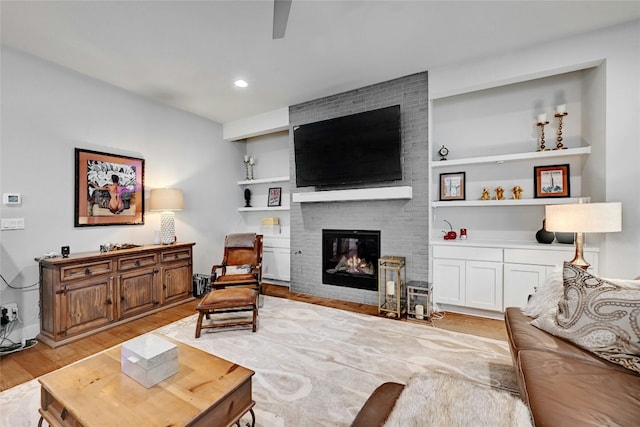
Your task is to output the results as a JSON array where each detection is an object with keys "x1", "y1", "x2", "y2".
[
  {"x1": 432, "y1": 245, "x2": 502, "y2": 262},
  {"x1": 118, "y1": 253, "x2": 158, "y2": 271},
  {"x1": 60, "y1": 260, "x2": 113, "y2": 281},
  {"x1": 161, "y1": 248, "x2": 191, "y2": 263}
]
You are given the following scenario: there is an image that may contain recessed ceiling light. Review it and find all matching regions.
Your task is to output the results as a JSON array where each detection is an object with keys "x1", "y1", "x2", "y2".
[{"x1": 234, "y1": 79, "x2": 248, "y2": 88}]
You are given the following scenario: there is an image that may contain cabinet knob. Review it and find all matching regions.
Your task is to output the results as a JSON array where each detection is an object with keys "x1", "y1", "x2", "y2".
[
  {"x1": 135, "y1": 260, "x2": 140, "y2": 267},
  {"x1": 84, "y1": 268, "x2": 91, "y2": 275},
  {"x1": 174, "y1": 254, "x2": 179, "y2": 260},
  {"x1": 106, "y1": 298, "x2": 112, "y2": 305}
]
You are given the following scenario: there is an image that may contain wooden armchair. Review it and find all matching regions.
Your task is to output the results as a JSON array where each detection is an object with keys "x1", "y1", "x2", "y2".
[
  {"x1": 194, "y1": 233, "x2": 263, "y2": 338},
  {"x1": 210, "y1": 233, "x2": 263, "y2": 292}
]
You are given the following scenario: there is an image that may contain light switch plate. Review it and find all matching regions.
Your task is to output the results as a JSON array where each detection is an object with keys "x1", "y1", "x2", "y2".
[{"x1": 1, "y1": 218, "x2": 25, "y2": 230}]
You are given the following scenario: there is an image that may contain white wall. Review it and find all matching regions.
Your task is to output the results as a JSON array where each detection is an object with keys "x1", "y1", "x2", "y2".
[
  {"x1": 430, "y1": 20, "x2": 640, "y2": 278},
  {"x1": 0, "y1": 47, "x2": 246, "y2": 341}
]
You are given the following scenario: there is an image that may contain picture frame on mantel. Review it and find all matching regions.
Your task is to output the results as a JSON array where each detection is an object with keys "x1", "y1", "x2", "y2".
[
  {"x1": 439, "y1": 172, "x2": 466, "y2": 201},
  {"x1": 534, "y1": 164, "x2": 570, "y2": 198},
  {"x1": 75, "y1": 148, "x2": 145, "y2": 226},
  {"x1": 268, "y1": 187, "x2": 282, "y2": 207}
]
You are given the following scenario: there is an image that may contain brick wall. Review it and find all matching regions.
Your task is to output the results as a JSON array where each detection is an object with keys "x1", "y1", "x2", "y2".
[{"x1": 289, "y1": 72, "x2": 429, "y2": 305}]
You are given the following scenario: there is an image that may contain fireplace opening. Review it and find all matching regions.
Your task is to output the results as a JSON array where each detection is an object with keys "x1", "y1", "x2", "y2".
[{"x1": 322, "y1": 229, "x2": 380, "y2": 291}]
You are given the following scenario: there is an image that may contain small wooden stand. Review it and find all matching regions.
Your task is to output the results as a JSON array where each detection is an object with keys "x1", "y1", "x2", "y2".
[{"x1": 378, "y1": 256, "x2": 406, "y2": 318}]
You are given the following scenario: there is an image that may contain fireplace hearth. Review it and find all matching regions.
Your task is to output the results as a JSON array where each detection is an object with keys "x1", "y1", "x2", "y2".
[{"x1": 322, "y1": 229, "x2": 380, "y2": 291}]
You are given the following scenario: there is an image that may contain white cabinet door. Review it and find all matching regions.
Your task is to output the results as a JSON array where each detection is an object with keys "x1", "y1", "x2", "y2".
[
  {"x1": 263, "y1": 247, "x2": 290, "y2": 282},
  {"x1": 503, "y1": 263, "x2": 547, "y2": 310},
  {"x1": 465, "y1": 261, "x2": 503, "y2": 311},
  {"x1": 433, "y1": 259, "x2": 465, "y2": 305},
  {"x1": 274, "y1": 247, "x2": 290, "y2": 281}
]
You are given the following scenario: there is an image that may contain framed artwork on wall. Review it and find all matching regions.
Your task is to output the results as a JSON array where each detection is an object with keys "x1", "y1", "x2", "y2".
[
  {"x1": 75, "y1": 148, "x2": 145, "y2": 226},
  {"x1": 534, "y1": 164, "x2": 570, "y2": 198},
  {"x1": 439, "y1": 172, "x2": 466, "y2": 201},
  {"x1": 268, "y1": 187, "x2": 282, "y2": 207}
]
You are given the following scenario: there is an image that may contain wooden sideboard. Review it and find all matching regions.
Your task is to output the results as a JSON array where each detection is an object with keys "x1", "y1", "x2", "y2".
[{"x1": 38, "y1": 243, "x2": 195, "y2": 348}]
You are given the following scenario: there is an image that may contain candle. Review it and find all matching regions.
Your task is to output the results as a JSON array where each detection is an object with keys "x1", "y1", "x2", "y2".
[
  {"x1": 537, "y1": 113, "x2": 547, "y2": 123},
  {"x1": 556, "y1": 104, "x2": 567, "y2": 114},
  {"x1": 249, "y1": 157, "x2": 255, "y2": 165},
  {"x1": 244, "y1": 155, "x2": 249, "y2": 162},
  {"x1": 415, "y1": 304, "x2": 424, "y2": 320},
  {"x1": 386, "y1": 280, "x2": 395, "y2": 296}
]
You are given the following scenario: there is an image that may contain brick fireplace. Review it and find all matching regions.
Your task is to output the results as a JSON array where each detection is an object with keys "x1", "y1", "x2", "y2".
[{"x1": 289, "y1": 72, "x2": 430, "y2": 306}]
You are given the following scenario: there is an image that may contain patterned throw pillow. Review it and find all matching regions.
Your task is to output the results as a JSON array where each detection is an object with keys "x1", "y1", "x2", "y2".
[{"x1": 531, "y1": 262, "x2": 640, "y2": 374}]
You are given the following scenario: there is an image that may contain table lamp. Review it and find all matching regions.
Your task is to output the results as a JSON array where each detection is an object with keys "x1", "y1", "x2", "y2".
[
  {"x1": 545, "y1": 201, "x2": 622, "y2": 269},
  {"x1": 150, "y1": 188, "x2": 184, "y2": 244}
]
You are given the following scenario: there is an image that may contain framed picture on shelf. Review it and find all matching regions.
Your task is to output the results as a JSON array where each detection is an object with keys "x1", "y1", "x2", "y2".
[
  {"x1": 439, "y1": 172, "x2": 466, "y2": 201},
  {"x1": 75, "y1": 148, "x2": 145, "y2": 226},
  {"x1": 268, "y1": 187, "x2": 282, "y2": 207},
  {"x1": 534, "y1": 164, "x2": 570, "y2": 198}
]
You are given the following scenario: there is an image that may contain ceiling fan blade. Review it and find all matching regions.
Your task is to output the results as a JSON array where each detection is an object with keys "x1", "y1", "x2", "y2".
[{"x1": 273, "y1": 0, "x2": 292, "y2": 39}]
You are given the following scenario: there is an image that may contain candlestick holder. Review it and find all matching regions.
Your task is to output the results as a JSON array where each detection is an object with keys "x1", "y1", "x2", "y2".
[
  {"x1": 248, "y1": 157, "x2": 256, "y2": 180},
  {"x1": 243, "y1": 158, "x2": 251, "y2": 180},
  {"x1": 537, "y1": 121, "x2": 550, "y2": 151},
  {"x1": 554, "y1": 112, "x2": 568, "y2": 150}
]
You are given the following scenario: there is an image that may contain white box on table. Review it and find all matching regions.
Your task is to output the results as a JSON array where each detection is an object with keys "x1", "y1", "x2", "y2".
[{"x1": 121, "y1": 334, "x2": 178, "y2": 388}]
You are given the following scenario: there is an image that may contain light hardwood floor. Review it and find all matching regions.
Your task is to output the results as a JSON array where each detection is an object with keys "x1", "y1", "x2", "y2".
[{"x1": 0, "y1": 284, "x2": 506, "y2": 392}]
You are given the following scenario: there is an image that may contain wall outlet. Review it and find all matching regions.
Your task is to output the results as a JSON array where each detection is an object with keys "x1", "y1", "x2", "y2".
[{"x1": 2, "y1": 303, "x2": 18, "y2": 321}]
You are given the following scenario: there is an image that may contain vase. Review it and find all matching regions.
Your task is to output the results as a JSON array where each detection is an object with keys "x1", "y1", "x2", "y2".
[
  {"x1": 535, "y1": 220, "x2": 555, "y2": 244},
  {"x1": 555, "y1": 232, "x2": 575, "y2": 244}
]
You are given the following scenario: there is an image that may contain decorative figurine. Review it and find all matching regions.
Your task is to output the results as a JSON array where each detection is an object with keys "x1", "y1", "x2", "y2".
[
  {"x1": 244, "y1": 188, "x2": 252, "y2": 207},
  {"x1": 442, "y1": 219, "x2": 457, "y2": 240},
  {"x1": 481, "y1": 187, "x2": 491, "y2": 200},
  {"x1": 438, "y1": 145, "x2": 449, "y2": 161},
  {"x1": 495, "y1": 186, "x2": 505, "y2": 200},
  {"x1": 511, "y1": 185, "x2": 523, "y2": 200}
]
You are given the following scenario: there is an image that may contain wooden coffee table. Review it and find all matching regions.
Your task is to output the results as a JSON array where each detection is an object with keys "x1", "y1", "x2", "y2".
[{"x1": 38, "y1": 335, "x2": 255, "y2": 427}]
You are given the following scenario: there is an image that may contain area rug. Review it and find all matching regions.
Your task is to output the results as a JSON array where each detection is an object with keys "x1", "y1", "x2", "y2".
[{"x1": 0, "y1": 296, "x2": 521, "y2": 426}]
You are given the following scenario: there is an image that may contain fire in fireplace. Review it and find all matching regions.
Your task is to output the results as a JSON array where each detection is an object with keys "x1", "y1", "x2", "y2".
[{"x1": 322, "y1": 229, "x2": 380, "y2": 291}]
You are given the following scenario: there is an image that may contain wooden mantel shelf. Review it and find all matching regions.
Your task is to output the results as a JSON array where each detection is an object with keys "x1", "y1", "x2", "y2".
[{"x1": 292, "y1": 186, "x2": 413, "y2": 203}]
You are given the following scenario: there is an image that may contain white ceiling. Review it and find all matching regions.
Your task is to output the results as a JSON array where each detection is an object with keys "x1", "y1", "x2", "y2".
[{"x1": 2, "y1": 1, "x2": 639, "y2": 124}]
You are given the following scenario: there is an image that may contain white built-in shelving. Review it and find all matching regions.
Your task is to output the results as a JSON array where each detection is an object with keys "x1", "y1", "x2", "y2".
[
  {"x1": 237, "y1": 176, "x2": 290, "y2": 186},
  {"x1": 237, "y1": 176, "x2": 290, "y2": 212},
  {"x1": 431, "y1": 146, "x2": 590, "y2": 168},
  {"x1": 431, "y1": 147, "x2": 591, "y2": 208}
]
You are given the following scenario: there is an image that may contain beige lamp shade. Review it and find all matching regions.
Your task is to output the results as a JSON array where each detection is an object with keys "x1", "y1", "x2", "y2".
[
  {"x1": 545, "y1": 202, "x2": 622, "y2": 233},
  {"x1": 150, "y1": 188, "x2": 184, "y2": 211},
  {"x1": 545, "y1": 201, "x2": 621, "y2": 269}
]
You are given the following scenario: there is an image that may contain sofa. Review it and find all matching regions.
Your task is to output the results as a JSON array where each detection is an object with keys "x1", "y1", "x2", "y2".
[
  {"x1": 505, "y1": 307, "x2": 640, "y2": 426},
  {"x1": 504, "y1": 262, "x2": 640, "y2": 426}
]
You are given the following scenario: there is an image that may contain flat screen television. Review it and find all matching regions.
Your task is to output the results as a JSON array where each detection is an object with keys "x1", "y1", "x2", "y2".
[{"x1": 293, "y1": 105, "x2": 402, "y2": 187}]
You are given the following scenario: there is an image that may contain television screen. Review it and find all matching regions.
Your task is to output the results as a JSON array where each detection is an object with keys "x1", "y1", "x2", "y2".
[{"x1": 293, "y1": 105, "x2": 402, "y2": 187}]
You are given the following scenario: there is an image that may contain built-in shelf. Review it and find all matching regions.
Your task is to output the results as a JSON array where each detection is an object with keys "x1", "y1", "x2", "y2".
[
  {"x1": 238, "y1": 206, "x2": 290, "y2": 212},
  {"x1": 431, "y1": 146, "x2": 591, "y2": 168},
  {"x1": 292, "y1": 186, "x2": 413, "y2": 203},
  {"x1": 432, "y1": 196, "x2": 589, "y2": 208},
  {"x1": 237, "y1": 176, "x2": 290, "y2": 185}
]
